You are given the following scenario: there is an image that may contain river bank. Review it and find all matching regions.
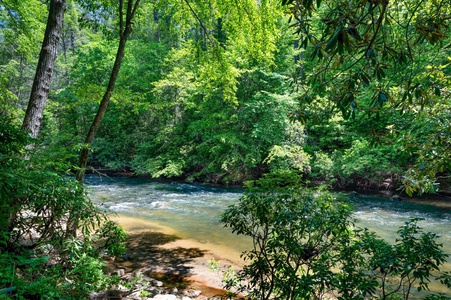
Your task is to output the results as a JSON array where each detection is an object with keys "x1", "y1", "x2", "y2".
[
  {"x1": 87, "y1": 169, "x2": 451, "y2": 202},
  {"x1": 105, "y1": 215, "x2": 244, "y2": 299}
]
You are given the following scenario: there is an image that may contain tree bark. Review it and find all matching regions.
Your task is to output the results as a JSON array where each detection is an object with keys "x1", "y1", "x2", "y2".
[
  {"x1": 22, "y1": 0, "x2": 66, "y2": 139},
  {"x1": 76, "y1": 0, "x2": 141, "y2": 182}
]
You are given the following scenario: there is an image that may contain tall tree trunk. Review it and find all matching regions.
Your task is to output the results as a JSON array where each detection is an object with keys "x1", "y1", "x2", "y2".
[
  {"x1": 75, "y1": 0, "x2": 141, "y2": 182},
  {"x1": 69, "y1": 0, "x2": 140, "y2": 240},
  {"x1": 22, "y1": 0, "x2": 65, "y2": 139}
]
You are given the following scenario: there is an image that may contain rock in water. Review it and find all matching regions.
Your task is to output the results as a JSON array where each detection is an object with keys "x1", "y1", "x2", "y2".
[{"x1": 183, "y1": 289, "x2": 202, "y2": 298}]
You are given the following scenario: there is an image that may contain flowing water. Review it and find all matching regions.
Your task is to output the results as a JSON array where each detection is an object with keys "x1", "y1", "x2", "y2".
[{"x1": 86, "y1": 175, "x2": 451, "y2": 296}]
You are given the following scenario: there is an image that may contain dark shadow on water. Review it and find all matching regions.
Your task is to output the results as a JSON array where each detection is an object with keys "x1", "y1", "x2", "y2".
[{"x1": 109, "y1": 231, "x2": 206, "y2": 289}]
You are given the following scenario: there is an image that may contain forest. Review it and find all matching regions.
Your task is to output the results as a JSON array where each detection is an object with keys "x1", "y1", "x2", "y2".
[{"x1": 1, "y1": 0, "x2": 451, "y2": 298}]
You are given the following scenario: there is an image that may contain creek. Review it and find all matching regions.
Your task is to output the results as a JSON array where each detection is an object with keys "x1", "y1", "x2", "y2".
[{"x1": 86, "y1": 175, "x2": 451, "y2": 296}]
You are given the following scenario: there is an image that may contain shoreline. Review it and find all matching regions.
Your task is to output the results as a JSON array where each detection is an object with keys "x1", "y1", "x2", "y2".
[
  {"x1": 85, "y1": 170, "x2": 451, "y2": 198},
  {"x1": 107, "y1": 215, "x2": 244, "y2": 298},
  {"x1": 85, "y1": 172, "x2": 451, "y2": 205}
]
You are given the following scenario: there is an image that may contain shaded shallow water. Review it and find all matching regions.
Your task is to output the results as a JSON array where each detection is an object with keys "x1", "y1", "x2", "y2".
[
  {"x1": 86, "y1": 175, "x2": 250, "y2": 253},
  {"x1": 86, "y1": 175, "x2": 451, "y2": 296}
]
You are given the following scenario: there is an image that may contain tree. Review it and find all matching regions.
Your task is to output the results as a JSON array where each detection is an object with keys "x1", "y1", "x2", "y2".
[
  {"x1": 21, "y1": 0, "x2": 65, "y2": 139},
  {"x1": 284, "y1": 0, "x2": 451, "y2": 111},
  {"x1": 128, "y1": 0, "x2": 296, "y2": 183},
  {"x1": 0, "y1": 0, "x2": 47, "y2": 113},
  {"x1": 76, "y1": 0, "x2": 141, "y2": 182},
  {"x1": 71, "y1": 0, "x2": 291, "y2": 183},
  {"x1": 283, "y1": 0, "x2": 451, "y2": 193}
]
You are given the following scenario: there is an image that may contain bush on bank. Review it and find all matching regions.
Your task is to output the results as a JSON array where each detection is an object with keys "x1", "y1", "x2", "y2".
[
  {"x1": 0, "y1": 118, "x2": 127, "y2": 299},
  {"x1": 221, "y1": 172, "x2": 451, "y2": 299}
]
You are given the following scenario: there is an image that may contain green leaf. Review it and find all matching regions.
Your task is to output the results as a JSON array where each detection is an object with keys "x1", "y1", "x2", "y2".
[
  {"x1": 326, "y1": 25, "x2": 342, "y2": 52},
  {"x1": 347, "y1": 26, "x2": 361, "y2": 41}
]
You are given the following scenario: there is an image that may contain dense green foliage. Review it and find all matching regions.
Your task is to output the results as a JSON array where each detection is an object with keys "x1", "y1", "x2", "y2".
[
  {"x1": 284, "y1": 0, "x2": 451, "y2": 194},
  {"x1": 2, "y1": 0, "x2": 450, "y2": 191},
  {"x1": 0, "y1": 117, "x2": 127, "y2": 298},
  {"x1": 1, "y1": 0, "x2": 451, "y2": 297},
  {"x1": 221, "y1": 173, "x2": 451, "y2": 299}
]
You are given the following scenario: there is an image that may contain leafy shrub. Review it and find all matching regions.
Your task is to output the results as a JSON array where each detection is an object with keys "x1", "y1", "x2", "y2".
[
  {"x1": 332, "y1": 139, "x2": 403, "y2": 188},
  {"x1": 265, "y1": 145, "x2": 311, "y2": 173},
  {"x1": 310, "y1": 151, "x2": 336, "y2": 183},
  {"x1": 0, "y1": 118, "x2": 126, "y2": 299},
  {"x1": 365, "y1": 218, "x2": 449, "y2": 299},
  {"x1": 96, "y1": 220, "x2": 128, "y2": 257},
  {"x1": 221, "y1": 172, "x2": 451, "y2": 299}
]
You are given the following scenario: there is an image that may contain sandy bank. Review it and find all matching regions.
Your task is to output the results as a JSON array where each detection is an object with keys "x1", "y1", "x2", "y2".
[{"x1": 107, "y1": 215, "x2": 245, "y2": 298}]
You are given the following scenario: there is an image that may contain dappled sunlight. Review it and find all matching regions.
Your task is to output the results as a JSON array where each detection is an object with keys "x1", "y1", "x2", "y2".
[{"x1": 109, "y1": 231, "x2": 206, "y2": 278}]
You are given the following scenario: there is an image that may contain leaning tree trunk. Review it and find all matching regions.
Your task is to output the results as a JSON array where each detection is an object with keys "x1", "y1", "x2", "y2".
[
  {"x1": 75, "y1": 34, "x2": 129, "y2": 182},
  {"x1": 75, "y1": 0, "x2": 141, "y2": 183},
  {"x1": 22, "y1": 0, "x2": 66, "y2": 139},
  {"x1": 69, "y1": 0, "x2": 141, "y2": 240}
]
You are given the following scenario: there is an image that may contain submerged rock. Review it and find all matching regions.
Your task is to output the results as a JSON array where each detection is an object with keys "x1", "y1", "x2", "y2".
[
  {"x1": 183, "y1": 290, "x2": 202, "y2": 298},
  {"x1": 151, "y1": 279, "x2": 164, "y2": 287},
  {"x1": 391, "y1": 195, "x2": 403, "y2": 201}
]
